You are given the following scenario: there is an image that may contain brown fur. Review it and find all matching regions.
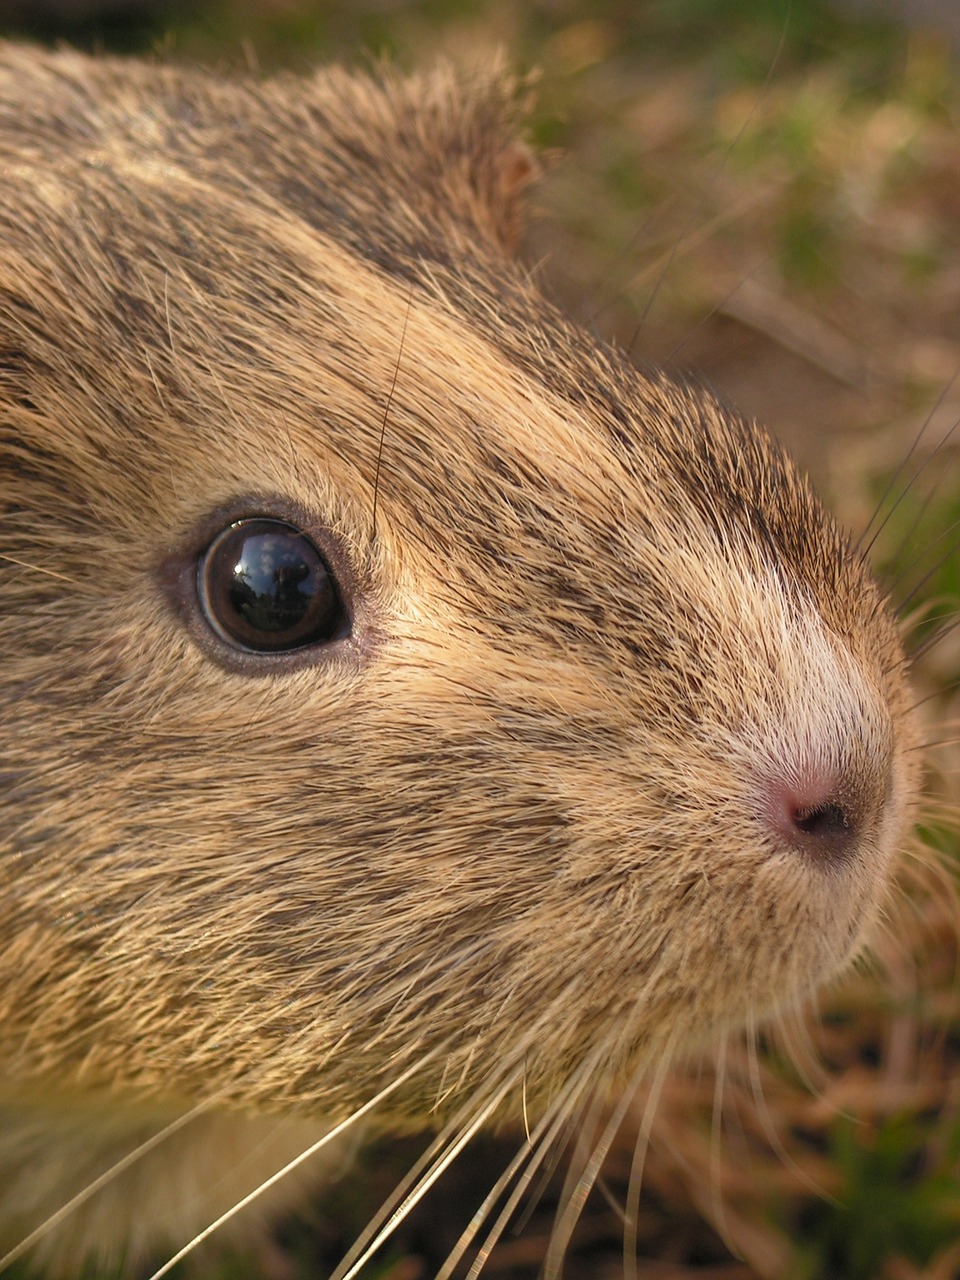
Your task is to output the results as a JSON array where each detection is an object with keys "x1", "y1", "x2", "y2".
[{"x1": 0, "y1": 43, "x2": 919, "y2": 1274}]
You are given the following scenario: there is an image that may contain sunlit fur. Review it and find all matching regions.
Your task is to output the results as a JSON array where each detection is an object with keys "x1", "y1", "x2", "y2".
[{"x1": 0, "y1": 45, "x2": 920, "y2": 1274}]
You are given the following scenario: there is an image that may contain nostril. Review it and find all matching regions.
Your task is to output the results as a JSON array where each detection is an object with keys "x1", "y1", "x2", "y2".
[
  {"x1": 791, "y1": 801, "x2": 851, "y2": 839},
  {"x1": 764, "y1": 777, "x2": 863, "y2": 863}
]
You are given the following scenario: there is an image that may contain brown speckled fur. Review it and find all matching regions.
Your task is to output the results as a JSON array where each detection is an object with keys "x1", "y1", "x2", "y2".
[{"x1": 0, "y1": 43, "x2": 918, "y2": 1275}]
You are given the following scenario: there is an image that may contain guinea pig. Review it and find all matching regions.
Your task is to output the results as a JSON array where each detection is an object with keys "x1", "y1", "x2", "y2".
[{"x1": 0, "y1": 41, "x2": 920, "y2": 1277}]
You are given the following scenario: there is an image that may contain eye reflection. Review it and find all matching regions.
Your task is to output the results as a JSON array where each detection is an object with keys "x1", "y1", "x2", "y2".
[{"x1": 198, "y1": 518, "x2": 344, "y2": 652}]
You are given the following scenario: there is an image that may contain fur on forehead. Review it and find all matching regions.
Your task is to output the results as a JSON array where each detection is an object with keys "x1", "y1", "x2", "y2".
[{"x1": 0, "y1": 43, "x2": 539, "y2": 257}]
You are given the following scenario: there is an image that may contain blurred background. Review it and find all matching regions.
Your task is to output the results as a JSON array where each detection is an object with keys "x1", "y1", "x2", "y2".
[{"x1": 3, "y1": 2, "x2": 960, "y2": 1277}]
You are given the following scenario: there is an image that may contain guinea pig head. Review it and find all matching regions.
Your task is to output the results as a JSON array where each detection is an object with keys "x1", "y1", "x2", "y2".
[{"x1": 0, "y1": 49, "x2": 916, "y2": 1122}]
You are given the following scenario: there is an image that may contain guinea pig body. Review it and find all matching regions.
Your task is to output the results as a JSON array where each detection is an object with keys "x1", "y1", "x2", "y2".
[{"x1": 0, "y1": 44, "x2": 917, "y2": 1274}]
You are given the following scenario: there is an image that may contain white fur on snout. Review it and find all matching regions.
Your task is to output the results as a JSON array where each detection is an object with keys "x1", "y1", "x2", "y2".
[{"x1": 703, "y1": 569, "x2": 907, "y2": 987}]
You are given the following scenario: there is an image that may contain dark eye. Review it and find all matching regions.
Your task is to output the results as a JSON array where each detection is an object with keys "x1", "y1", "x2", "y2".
[{"x1": 198, "y1": 518, "x2": 345, "y2": 652}]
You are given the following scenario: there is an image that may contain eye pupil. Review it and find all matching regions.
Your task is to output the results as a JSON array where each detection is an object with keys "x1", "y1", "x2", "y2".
[{"x1": 199, "y1": 518, "x2": 344, "y2": 652}]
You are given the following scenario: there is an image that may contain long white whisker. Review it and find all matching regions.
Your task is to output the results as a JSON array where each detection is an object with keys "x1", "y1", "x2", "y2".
[
  {"x1": 0, "y1": 1097, "x2": 220, "y2": 1272},
  {"x1": 771, "y1": 1003, "x2": 826, "y2": 1098},
  {"x1": 441, "y1": 1048, "x2": 604, "y2": 1280},
  {"x1": 621, "y1": 1030, "x2": 679, "y2": 1280},
  {"x1": 329, "y1": 1082, "x2": 513, "y2": 1280},
  {"x1": 544, "y1": 1032, "x2": 675, "y2": 1280},
  {"x1": 706, "y1": 1033, "x2": 731, "y2": 1256},
  {"x1": 146, "y1": 1050, "x2": 438, "y2": 1280},
  {"x1": 509, "y1": 1071, "x2": 594, "y2": 1240},
  {"x1": 543, "y1": 1063, "x2": 619, "y2": 1277},
  {"x1": 328, "y1": 1069, "x2": 516, "y2": 1280},
  {"x1": 331, "y1": 984, "x2": 591, "y2": 1280},
  {"x1": 744, "y1": 1014, "x2": 835, "y2": 1203}
]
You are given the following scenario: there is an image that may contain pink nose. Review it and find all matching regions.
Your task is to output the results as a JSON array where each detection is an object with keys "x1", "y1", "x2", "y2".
[{"x1": 765, "y1": 774, "x2": 859, "y2": 862}]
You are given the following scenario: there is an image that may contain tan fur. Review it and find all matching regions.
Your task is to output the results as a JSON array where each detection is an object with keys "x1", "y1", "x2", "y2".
[{"x1": 0, "y1": 43, "x2": 919, "y2": 1274}]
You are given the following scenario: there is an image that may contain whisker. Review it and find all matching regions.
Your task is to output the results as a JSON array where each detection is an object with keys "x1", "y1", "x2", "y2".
[
  {"x1": 0, "y1": 1098, "x2": 221, "y2": 1272},
  {"x1": 335, "y1": 988, "x2": 586, "y2": 1280},
  {"x1": 895, "y1": 541, "x2": 960, "y2": 621},
  {"x1": 542, "y1": 1065, "x2": 621, "y2": 1280},
  {"x1": 909, "y1": 678, "x2": 960, "y2": 713},
  {"x1": 438, "y1": 1051, "x2": 603, "y2": 1280},
  {"x1": 621, "y1": 1032, "x2": 679, "y2": 1280},
  {"x1": 705, "y1": 1032, "x2": 732, "y2": 1258},
  {"x1": 371, "y1": 283, "x2": 414, "y2": 541},
  {"x1": 663, "y1": 254, "x2": 772, "y2": 369},
  {"x1": 744, "y1": 1013, "x2": 836, "y2": 1204},
  {"x1": 621, "y1": 194, "x2": 767, "y2": 344},
  {"x1": 909, "y1": 614, "x2": 960, "y2": 666},
  {"x1": 545, "y1": 1032, "x2": 677, "y2": 1280},
  {"x1": 857, "y1": 363, "x2": 960, "y2": 556},
  {"x1": 770, "y1": 1004, "x2": 827, "y2": 1099},
  {"x1": 879, "y1": 442, "x2": 960, "y2": 574},
  {"x1": 626, "y1": 7, "x2": 792, "y2": 357},
  {"x1": 521, "y1": 1069, "x2": 531, "y2": 1143},
  {"x1": 508, "y1": 1075, "x2": 593, "y2": 1239},
  {"x1": 330, "y1": 1080, "x2": 514, "y2": 1280},
  {"x1": 146, "y1": 1048, "x2": 439, "y2": 1280},
  {"x1": 0, "y1": 553, "x2": 78, "y2": 584},
  {"x1": 904, "y1": 736, "x2": 960, "y2": 754},
  {"x1": 885, "y1": 512, "x2": 960, "y2": 600},
  {"x1": 585, "y1": 193, "x2": 684, "y2": 331}
]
